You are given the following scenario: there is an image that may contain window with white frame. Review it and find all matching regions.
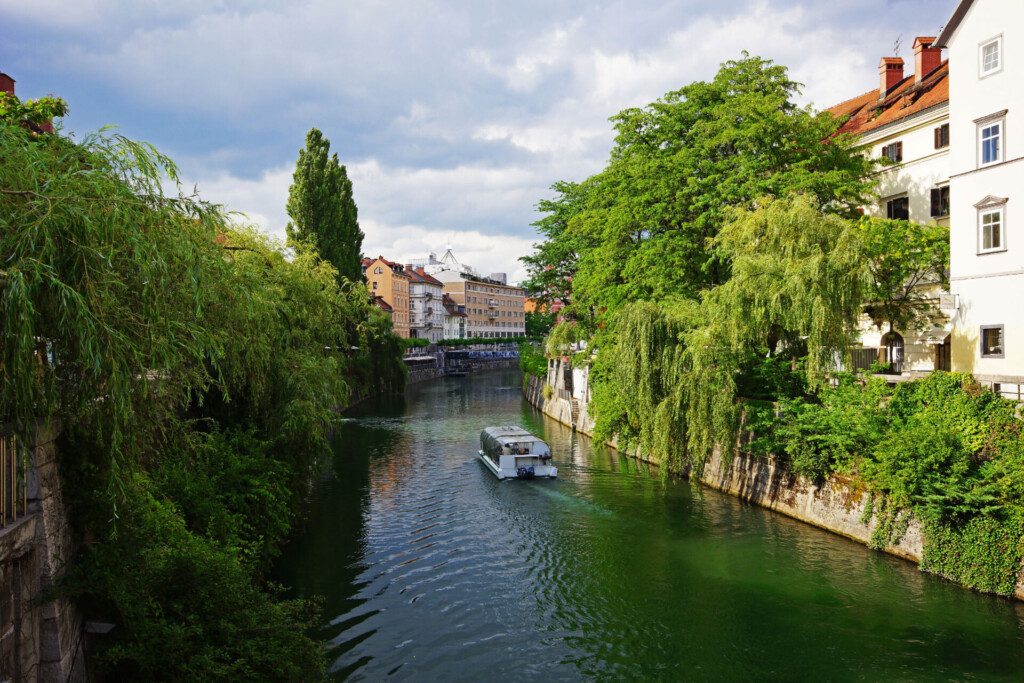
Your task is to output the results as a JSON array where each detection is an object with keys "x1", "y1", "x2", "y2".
[
  {"x1": 979, "y1": 207, "x2": 1005, "y2": 253},
  {"x1": 979, "y1": 120, "x2": 1003, "y2": 165},
  {"x1": 980, "y1": 36, "x2": 1002, "y2": 77}
]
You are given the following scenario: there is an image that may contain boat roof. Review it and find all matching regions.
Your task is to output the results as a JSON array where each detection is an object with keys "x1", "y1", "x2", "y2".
[{"x1": 481, "y1": 425, "x2": 548, "y2": 444}]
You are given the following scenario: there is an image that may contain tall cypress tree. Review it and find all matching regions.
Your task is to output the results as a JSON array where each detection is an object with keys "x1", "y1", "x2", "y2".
[{"x1": 285, "y1": 128, "x2": 364, "y2": 282}]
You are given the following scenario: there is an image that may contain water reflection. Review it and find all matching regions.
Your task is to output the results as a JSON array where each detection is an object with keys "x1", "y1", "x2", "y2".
[{"x1": 276, "y1": 370, "x2": 1024, "y2": 681}]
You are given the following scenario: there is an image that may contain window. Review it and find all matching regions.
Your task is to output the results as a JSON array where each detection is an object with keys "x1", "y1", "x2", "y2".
[
  {"x1": 886, "y1": 195, "x2": 910, "y2": 220},
  {"x1": 930, "y1": 186, "x2": 950, "y2": 218},
  {"x1": 934, "y1": 123, "x2": 950, "y2": 149},
  {"x1": 981, "y1": 325, "x2": 1005, "y2": 358},
  {"x1": 372, "y1": 281, "x2": 378, "y2": 291},
  {"x1": 979, "y1": 207, "x2": 1005, "y2": 253},
  {"x1": 980, "y1": 121, "x2": 1003, "y2": 165},
  {"x1": 373, "y1": 266, "x2": 383, "y2": 274},
  {"x1": 881, "y1": 141, "x2": 903, "y2": 163},
  {"x1": 980, "y1": 36, "x2": 1002, "y2": 77}
]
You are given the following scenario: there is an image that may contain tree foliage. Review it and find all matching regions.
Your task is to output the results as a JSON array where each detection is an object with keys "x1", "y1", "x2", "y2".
[
  {"x1": 520, "y1": 180, "x2": 589, "y2": 310},
  {"x1": 0, "y1": 92, "x2": 68, "y2": 131},
  {"x1": 525, "y1": 309, "x2": 557, "y2": 338},
  {"x1": 286, "y1": 127, "x2": 364, "y2": 282},
  {"x1": 859, "y1": 216, "x2": 950, "y2": 334},
  {"x1": 591, "y1": 196, "x2": 868, "y2": 472},
  {"x1": 1, "y1": 99, "x2": 405, "y2": 677},
  {"x1": 526, "y1": 54, "x2": 874, "y2": 325}
]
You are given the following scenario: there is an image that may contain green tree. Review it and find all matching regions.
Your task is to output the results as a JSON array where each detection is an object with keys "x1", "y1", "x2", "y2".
[
  {"x1": 526, "y1": 309, "x2": 557, "y2": 338},
  {"x1": 520, "y1": 180, "x2": 590, "y2": 311},
  {"x1": 2, "y1": 97, "x2": 405, "y2": 678},
  {"x1": 285, "y1": 127, "x2": 364, "y2": 282},
  {"x1": 591, "y1": 196, "x2": 868, "y2": 472},
  {"x1": 553, "y1": 54, "x2": 874, "y2": 324},
  {"x1": 859, "y1": 217, "x2": 950, "y2": 335}
]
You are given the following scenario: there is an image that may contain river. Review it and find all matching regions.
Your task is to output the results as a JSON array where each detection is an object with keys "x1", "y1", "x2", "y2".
[{"x1": 276, "y1": 369, "x2": 1024, "y2": 681}]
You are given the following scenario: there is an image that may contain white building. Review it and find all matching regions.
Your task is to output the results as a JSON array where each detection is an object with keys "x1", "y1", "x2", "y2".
[
  {"x1": 404, "y1": 266, "x2": 445, "y2": 343},
  {"x1": 828, "y1": 37, "x2": 955, "y2": 373},
  {"x1": 936, "y1": 0, "x2": 1024, "y2": 397},
  {"x1": 441, "y1": 294, "x2": 467, "y2": 339}
]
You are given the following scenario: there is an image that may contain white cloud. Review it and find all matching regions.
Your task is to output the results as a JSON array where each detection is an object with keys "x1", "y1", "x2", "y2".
[
  {"x1": 13, "y1": 0, "x2": 954, "y2": 288},
  {"x1": 188, "y1": 158, "x2": 543, "y2": 283}
]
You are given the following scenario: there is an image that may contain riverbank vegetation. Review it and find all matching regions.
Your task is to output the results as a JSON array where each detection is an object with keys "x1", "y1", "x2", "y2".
[
  {"x1": 749, "y1": 372, "x2": 1024, "y2": 595},
  {"x1": 1, "y1": 99, "x2": 405, "y2": 677},
  {"x1": 523, "y1": 55, "x2": 1023, "y2": 596}
]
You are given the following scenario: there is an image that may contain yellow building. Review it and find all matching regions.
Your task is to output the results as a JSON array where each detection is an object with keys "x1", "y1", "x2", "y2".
[{"x1": 364, "y1": 256, "x2": 411, "y2": 338}]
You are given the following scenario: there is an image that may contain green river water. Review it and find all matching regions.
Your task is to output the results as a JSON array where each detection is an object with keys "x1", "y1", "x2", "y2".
[{"x1": 276, "y1": 369, "x2": 1024, "y2": 681}]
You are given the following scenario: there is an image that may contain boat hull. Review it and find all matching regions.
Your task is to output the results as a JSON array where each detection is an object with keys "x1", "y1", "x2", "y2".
[{"x1": 478, "y1": 451, "x2": 557, "y2": 480}]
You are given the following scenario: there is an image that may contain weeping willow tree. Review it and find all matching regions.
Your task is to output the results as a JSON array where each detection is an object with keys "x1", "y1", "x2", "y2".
[
  {"x1": 590, "y1": 196, "x2": 869, "y2": 474},
  {"x1": 1, "y1": 96, "x2": 406, "y2": 678}
]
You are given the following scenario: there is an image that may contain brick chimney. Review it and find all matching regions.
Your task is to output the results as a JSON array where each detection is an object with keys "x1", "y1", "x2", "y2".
[
  {"x1": 913, "y1": 36, "x2": 941, "y2": 83},
  {"x1": 879, "y1": 57, "x2": 904, "y2": 98},
  {"x1": 0, "y1": 72, "x2": 15, "y2": 94}
]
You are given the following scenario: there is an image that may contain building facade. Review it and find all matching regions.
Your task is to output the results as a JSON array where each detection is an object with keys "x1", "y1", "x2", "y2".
[
  {"x1": 435, "y1": 270, "x2": 527, "y2": 338},
  {"x1": 405, "y1": 266, "x2": 445, "y2": 342},
  {"x1": 828, "y1": 37, "x2": 955, "y2": 374},
  {"x1": 363, "y1": 256, "x2": 411, "y2": 338},
  {"x1": 937, "y1": 0, "x2": 1024, "y2": 396},
  {"x1": 442, "y1": 293, "x2": 467, "y2": 339}
]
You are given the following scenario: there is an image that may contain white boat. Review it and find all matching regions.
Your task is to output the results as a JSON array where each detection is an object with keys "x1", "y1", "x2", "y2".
[{"x1": 478, "y1": 426, "x2": 557, "y2": 480}]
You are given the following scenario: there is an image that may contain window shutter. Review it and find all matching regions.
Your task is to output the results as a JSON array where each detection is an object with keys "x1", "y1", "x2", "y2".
[
  {"x1": 935, "y1": 127, "x2": 941, "y2": 148},
  {"x1": 931, "y1": 188, "x2": 940, "y2": 217}
]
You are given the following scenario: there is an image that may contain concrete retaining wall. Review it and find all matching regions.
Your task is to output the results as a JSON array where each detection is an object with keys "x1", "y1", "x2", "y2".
[{"x1": 524, "y1": 363, "x2": 1024, "y2": 601}]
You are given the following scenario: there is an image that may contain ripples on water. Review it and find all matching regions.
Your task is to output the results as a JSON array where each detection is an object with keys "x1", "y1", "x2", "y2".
[{"x1": 276, "y1": 371, "x2": 1024, "y2": 681}]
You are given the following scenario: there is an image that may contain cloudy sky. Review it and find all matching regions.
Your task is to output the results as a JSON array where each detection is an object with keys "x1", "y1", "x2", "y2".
[{"x1": 2, "y1": 0, "x2": 956, "y2": 282}]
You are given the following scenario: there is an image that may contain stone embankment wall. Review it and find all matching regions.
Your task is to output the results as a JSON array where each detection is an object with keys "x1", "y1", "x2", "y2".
[
  {"x1": 524, "y1": 360, "x2": 1024, "y2": 601},
  {"x1": 0, "y1": 424, "x2": 84, "y2": 681}
]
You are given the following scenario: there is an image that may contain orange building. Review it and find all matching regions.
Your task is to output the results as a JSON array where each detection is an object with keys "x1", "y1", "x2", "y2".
[{"x1": 364, "y1": 256, "x2": 411, "y2": 338}]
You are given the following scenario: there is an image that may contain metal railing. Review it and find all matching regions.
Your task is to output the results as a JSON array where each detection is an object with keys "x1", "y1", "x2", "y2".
[
  {"x1": 848, "y1": 347, "x2": 879, "y2": 372},
  {"x1": 1, "y1": 433, "x2": 29, "y2": 528}
]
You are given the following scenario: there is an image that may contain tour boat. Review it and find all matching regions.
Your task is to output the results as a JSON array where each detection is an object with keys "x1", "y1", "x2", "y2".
[{"x1": 478, "y1": 426, "x2": 557, "y2": 480}]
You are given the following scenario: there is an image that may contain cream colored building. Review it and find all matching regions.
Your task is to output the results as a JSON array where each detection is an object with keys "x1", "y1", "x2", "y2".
[
  {"x1": 937, "y1": 0, "x2": 1024, "y2": 396},
  {"x1": 828, "y1": 37, "x2": 955, "y2": 373},
  {"x1": 435, "y1": 270, "x2": 527, "y2": 338}
]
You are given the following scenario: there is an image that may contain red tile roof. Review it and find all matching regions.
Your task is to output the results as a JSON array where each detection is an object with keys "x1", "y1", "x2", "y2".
[
  {"x1": 827, "y1": 61, "x2": 948, "y2": 138},
  {"x1": 441, "y1": 293, "x2": 467, "y2": 316},
  {"x1": 404, "y1": 265, "x2": 444, "y2": 287},
  {"x1": 368, "y1": 255, "x2": 410, "y2": 278},
  {"x1": 372, "y1": 296, "x2": 393, "y2": 313}
]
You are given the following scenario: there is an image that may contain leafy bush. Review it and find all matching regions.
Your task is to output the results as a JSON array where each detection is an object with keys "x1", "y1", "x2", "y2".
[
  {"x1": 438, "y1": 336, "x2": 523, "y2": 347},
  {"x1": 755, "y1": 372, "x2": 1024, "y2": 594},
  {"x1": 518, "y1": 342, "x2": 547, "y2": 379},
  {"x1": 752, "y1": 375, "x2": 890, "y2": 481},
  {"x1": 402, "y1": 337, "x2": 431, "y2": 349},
  {"x1": 921, "y1": 511, "x2": 1024, "y2": 596},
  {"x1": 62, "y1": 472, "x2": 323, "y2": 681}
]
